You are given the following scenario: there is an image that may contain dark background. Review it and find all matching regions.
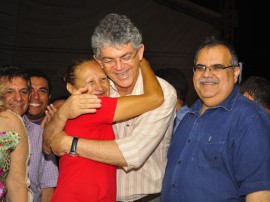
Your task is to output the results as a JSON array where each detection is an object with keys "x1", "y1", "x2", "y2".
[
  {"x1": 0, "y1": 0, "x2": 268, "y2": 105},
  {"x1": 193, "y1": 1, "x2": 270, "y2": 81}
]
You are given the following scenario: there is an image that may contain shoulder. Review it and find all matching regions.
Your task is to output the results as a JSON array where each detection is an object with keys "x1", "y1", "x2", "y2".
[
  {"x1": 0, "y1": 109, "x2": 21, "y2": 121},
  {"x1": 0, "y1": 110, "x2": 23, "y2": 127},
  {"x1": 232, "y1": 95, "x2": 270, "y2": 128},
  {"x1": 235, "y1": 94, "x2": 266, "y2": 115},
  {"x1": 157, "y1": 76, "x2": 177, "y2": 97}
]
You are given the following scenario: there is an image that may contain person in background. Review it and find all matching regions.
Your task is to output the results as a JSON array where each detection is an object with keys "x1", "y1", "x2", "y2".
[
  {"x1": 0, "y1": 66, "x2": 59, "y2": 202},
  {"x1": 156, "y1": 67, "x2": 190, "y2": 132},
  {"x1": 161, "y1": 36, "x2": 270, "y2": 201},
  {"x1": 26, "y1": 69, "x2": 52, "y2": 127},
  {"x1": 43, "y1": 13, "x2": 176, "y2": 202},
  {"x1": 0, "y1": 84, "x2": 32, "y2": 201},
  {"x1": 240, "y1": 75, "x2": 270, "y2": 115},
  {"x1": 51, "y1": 57, "x2": 163, "y2": 201}
]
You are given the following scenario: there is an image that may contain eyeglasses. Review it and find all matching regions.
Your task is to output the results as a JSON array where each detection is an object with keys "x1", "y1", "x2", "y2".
[
  {"x1": 193, "y1": 64, "x2": 234, "y2": 73},
  {"x1": 94, "y1": 50, "x2": 138, "y2": 68}
]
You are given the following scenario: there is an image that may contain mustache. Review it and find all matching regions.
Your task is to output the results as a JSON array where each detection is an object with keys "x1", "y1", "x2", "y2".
[{"x1": 199, "y1": 78, "x2": 219, "y2": 84}]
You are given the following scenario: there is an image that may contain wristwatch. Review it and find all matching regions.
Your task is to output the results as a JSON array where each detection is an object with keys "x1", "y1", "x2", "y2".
[{"x1": 68, "y1": 136, "x2": 79, "y2": 156}]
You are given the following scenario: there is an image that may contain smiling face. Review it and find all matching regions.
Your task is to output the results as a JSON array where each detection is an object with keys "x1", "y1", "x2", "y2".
[
  {"x1": 193, "y1": 45, "x2": 240, "y2": 111},
  {"x1": 67, "y1": 60, "x2": 110, "y2": 97},
  {"x1": 27, "y1": 76, "x2": 50, "y2": 121},
  {"x1": 96, "y1": 43, "x2": 144, "y2": 96},
  {"x1": 1, "y1": 76, "x2": 30, "y2": 116}
]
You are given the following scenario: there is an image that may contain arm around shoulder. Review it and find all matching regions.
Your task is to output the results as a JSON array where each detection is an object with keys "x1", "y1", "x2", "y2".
[{"x1": 114, "y1": 58, "x2": 164, "y2": 121}]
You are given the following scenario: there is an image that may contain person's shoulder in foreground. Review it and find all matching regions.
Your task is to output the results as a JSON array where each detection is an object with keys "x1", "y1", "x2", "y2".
[{"x1": 161, "y1": 35, "x2": 270, "y2": 202}]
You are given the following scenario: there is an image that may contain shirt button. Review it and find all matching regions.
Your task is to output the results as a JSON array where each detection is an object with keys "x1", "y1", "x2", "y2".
[
  {"x1": 177, "y1": 160, "x2": 182, "y2": 164},
  {"x1": 171, "y1": 184, "x2": 175, "y2": 188},
  {"x1": 187, "y1": 139, "x2": 191, "y2": 143}
]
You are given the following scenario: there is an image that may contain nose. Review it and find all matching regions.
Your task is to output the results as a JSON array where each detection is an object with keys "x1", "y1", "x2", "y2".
[
  {"x1": 31, "y1": 90, "x2": 39, "y2": 99},
  {"x1": 94, "y1": 82, "x2": 104, "y2": 91},
  {"x1": 14, "y1": 91, "x2": 23, "y2": 101},
  {"x1": 114, "y1": 59, "x2": 124, "y2": 70}
]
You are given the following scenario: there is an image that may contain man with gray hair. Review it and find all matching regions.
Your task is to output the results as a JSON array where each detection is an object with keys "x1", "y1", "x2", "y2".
[{"x1": 44, "y1": 13, "x2": 176, "y2": 201}]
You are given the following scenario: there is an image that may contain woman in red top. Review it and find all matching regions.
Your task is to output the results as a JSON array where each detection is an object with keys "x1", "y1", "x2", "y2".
[{"x1": 51, "y1": 57, "x2": 163, "y2": 202}]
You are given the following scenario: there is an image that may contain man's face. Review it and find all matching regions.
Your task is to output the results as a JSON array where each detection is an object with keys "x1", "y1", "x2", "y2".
[
  {"x1": 97, "y1": 43, "x2": 144, "y2": 95},
  {"x1": 193, "y1": 45, "x2": 240, "y2": 108},
  {"x1": 27, "y1": 76, "x2": 50, "y2": 120},
  {"x1": 1, "y1": 76, "x2": 30, "y2": 116}
]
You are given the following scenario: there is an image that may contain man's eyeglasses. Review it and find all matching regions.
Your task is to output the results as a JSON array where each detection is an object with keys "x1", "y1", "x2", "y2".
[
  {"x1": 193, "y1": 64, "x2": 234, "y2": 73},
  {"x1": 94, "y1": 50, "x2": 138, "y2": 68}
]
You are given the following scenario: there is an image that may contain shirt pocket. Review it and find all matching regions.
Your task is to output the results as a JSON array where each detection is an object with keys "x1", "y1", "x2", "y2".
[{"x1": 191, "y1": 134, "x2": 225, "y2": 168}]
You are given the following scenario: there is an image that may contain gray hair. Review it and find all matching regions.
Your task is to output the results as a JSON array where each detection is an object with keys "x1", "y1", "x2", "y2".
[{"x1": 91, "y1": 13, "x2": 142, "y2": 57}]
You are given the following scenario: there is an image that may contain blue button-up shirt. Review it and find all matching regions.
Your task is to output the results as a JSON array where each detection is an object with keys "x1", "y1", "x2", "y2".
[{"x1": 161, "y1": 85, "x2": 270, "y2": 202}]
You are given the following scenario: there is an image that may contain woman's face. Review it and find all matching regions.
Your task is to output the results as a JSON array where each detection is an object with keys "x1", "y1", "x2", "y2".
[{"x1": 70, "y1": 60, "x2": 110, "y2": 97}]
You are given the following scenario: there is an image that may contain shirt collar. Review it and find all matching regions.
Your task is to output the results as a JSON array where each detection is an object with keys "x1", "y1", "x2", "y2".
[{"x1": 191, "y1": 85, "x2": 241, "y2": 115}]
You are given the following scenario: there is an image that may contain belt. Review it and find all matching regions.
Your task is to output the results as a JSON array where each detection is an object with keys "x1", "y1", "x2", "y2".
[{"x1": 133, "y1": 193, "x2": 161, "y2": 202}]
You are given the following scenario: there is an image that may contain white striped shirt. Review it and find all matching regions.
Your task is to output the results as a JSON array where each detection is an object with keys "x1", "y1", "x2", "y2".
[{"x1": 111, "y1": 71, "x2": 176, "y2": 201}]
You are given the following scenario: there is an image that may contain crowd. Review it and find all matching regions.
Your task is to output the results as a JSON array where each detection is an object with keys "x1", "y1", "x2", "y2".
[{"x1": 0, "y1": 13, "x2": 270, "y2": 202}]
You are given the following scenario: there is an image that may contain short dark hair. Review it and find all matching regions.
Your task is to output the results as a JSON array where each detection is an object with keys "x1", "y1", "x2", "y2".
[
  {"x1": 194, "y1": 35, "x2": 239, "y2": 68},
  {"x1": 156, "y1": 68, "x2": 189, "y2": 102},
  {"x1": 0, "y1": 65, "x2": 31, "y2": 91},
  {"x1": 26, "y1": 69, "x2": 52, "y2": 95},
  {"x1": 240, "y1": 76, "x2": 270, "y2": 109}
]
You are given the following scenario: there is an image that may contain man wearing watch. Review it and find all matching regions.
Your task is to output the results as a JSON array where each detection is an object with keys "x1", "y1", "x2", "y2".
[{"x1": 68, "y1": 136, "x2": 78, "y2": 156}]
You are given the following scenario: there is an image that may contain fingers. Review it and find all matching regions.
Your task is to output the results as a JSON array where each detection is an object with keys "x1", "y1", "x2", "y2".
[
  {"x1": 73, "y1": 86, "x2": 88, "y2": 95},
  {"x1": 40, "y1": 104, "x2": 58, "y2": 127}
]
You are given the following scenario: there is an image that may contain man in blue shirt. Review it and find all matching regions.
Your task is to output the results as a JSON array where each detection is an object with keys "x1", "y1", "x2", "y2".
[{"x1": 161, "y1": 36, "x2": 270, "y2": 201}]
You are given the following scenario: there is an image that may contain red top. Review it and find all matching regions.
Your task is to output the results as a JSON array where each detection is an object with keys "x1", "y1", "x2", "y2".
[{"x1": 51, "y1": 97, "x2": 118, "y2": 202}]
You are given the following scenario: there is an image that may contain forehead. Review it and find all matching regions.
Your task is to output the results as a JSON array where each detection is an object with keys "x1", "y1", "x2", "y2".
[
  {"x1": 31, "y1": 76, "x2": 48, "y2": 86},
  {"x1": 1, "y1": 76, "x2": 28, "y2": 88},
  {"x1": 76, "y1": 61, "x2": 105, "y2": 77},
  {"x1": 100, "y1": 43, "x2": 134, "y2": 57},
  {"x1": 196, "y1": 45, "x2": 231, "y2": 64}
]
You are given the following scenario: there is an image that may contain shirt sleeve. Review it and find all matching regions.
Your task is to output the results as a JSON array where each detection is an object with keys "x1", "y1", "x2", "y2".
[
  {"x1": 40, "y1": 153, "x2": 59, "y2": 189},
  {"x1": 234, "y1": 109, "x2": 270, "y2": 195}
]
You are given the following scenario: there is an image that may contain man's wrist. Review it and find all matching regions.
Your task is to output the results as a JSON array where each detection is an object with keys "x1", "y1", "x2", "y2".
[
  {"x1": 64, "y1": 135, "x2": 74, "y2": 153},
  {"x1": 56, "y1": 110, "x2": 68, "y2": 123},
  {"x1": 68, "y1": 136, "x2": 79, "y2": 156}
]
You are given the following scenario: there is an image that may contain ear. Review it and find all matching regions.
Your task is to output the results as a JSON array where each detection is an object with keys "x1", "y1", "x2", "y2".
[
  {"x1": 94, "y1": 55, "x2": 104, "y2": 69},
  {"x1": 243, "y1": 92, "x2": 254, "y2": 101},
  {"x1": 137, "y1": 44, "x2": 144, "y2": 61},
  {"x1": 233, "y1": 66, "x2": 240, "y2": 84},
  {"x1": 66, "y1": 83, "x2": 75, "y2": 94}
]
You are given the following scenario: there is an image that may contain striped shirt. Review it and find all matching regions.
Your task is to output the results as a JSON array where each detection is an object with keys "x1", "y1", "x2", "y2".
[
  {"x1": 111, "y1": 71, "x2": 177, "y2": 201},
  {"x1": 23, "y1": 115, "x2": 59, "y2": 202}
]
